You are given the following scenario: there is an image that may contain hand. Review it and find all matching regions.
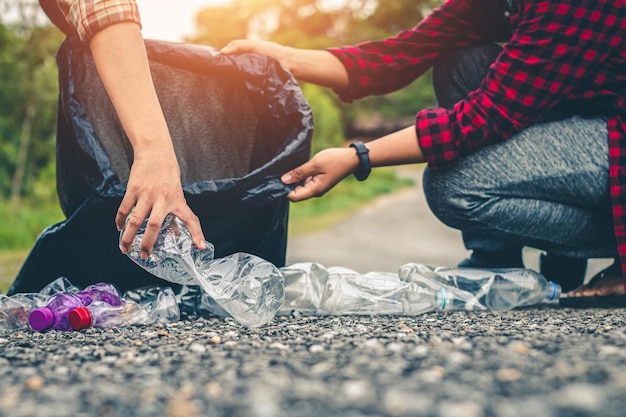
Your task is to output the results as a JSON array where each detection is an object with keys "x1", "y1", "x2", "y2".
[
  {"x1": 281, "y1": 147, "x2": 359, "y2": 202},
  {"x1": 88, "y1": 24, "x2": 206, "y2": 258},
  {"x1": 221, "y1": 40, "x2": 349, "y2": 89},
  {"x1": 116, "y1": 149, "x2": 206, "y2": 258},
  {"x1": 221, "y1": 39, "x2": 291, "y2": 68}
]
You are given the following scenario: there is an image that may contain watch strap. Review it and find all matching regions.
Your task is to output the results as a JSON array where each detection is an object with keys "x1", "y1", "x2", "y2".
[{"x1": 349, "y1": 141, "x2": 371, "y2": 181}]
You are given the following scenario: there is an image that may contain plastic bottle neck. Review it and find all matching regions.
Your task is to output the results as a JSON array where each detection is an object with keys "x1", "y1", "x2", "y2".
[
  {"x1": 546, "y1": 282, "x2": 561, "y2": 301},
  {"x1": 437, "y1": 288, "x2": 448, "y2": 310}
]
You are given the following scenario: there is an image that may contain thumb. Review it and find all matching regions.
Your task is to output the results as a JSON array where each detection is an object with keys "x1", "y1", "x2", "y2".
[
  {"x1": 281, "y1": 162, "x2": 315, "y2": 185},
  {"x1": 220, "y1": 40, "x2": 249, "y2": 55}
]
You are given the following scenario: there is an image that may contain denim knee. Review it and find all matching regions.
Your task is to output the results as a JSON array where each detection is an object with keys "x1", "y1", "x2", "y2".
[{"x1": 422, "y1": 166, "x2": 479, "y2": 230}]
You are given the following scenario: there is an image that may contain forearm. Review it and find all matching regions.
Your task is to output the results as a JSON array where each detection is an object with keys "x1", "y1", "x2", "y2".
[
  {"x1": 367, "y1": 126, "x2": 425, "y2": 167},
  {"x1": 89, "y1": 22, "x2": 176, "y2": 160},
  {"x1": 283, "y1": 49, "x2": 348, "y2": 89}
]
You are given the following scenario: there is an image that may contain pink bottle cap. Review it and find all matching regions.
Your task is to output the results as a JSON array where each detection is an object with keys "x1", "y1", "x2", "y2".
[{"x1": 29, "y1": 308, "x2": 54, "y2": 331}]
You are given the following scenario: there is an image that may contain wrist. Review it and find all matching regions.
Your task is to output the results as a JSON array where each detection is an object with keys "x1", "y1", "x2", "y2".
[
  {"x1": 281, "y1": 46, "x2": 301, "y2": 75},
  {"x1": 349, "y1": 141, "x2": 371, "y2": 181}
]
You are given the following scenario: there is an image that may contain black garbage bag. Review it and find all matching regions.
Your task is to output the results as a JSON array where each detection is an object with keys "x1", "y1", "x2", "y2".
[{"x1": 8, "y1": 37, "x2": 312, "y2": 295}]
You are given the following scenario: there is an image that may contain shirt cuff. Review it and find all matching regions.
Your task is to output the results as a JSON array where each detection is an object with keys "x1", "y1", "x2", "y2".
[
  {"x1": 66, "y1": 0, "x2": 142, "y2": 44},
  {"x1": 415, "y1": 108, "x2": 459, "y2": 170},
  {"x1": 326, "y1": 47, "x2": 370, "y2": 103}
]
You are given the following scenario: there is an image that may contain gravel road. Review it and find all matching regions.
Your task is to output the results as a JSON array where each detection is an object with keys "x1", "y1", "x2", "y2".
[
  {"x1": 1, "y1": 171, "x2": 624, "y2": 417},
  {"x1": 2, "y1": 308, "x2": 626, "y2": 417}
]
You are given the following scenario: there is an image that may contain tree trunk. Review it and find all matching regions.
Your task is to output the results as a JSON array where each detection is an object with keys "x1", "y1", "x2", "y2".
[{"x1": 11, "y1": 101, "x2": 36, "y2": 203}]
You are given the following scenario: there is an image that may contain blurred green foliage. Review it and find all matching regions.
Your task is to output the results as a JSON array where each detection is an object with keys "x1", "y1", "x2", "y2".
[
  {"x1": 0, "y1": 200, "x2": 63, "y2": 250},
  {"x1": 0, "y1": 3, "x2": 66, "y2": 252},
  {"x1": 0, "y1": 22, "x2": 63, "y2": 201}
]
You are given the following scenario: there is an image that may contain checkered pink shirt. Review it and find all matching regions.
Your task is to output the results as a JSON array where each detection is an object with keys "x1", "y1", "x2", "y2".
[
  {"x1": 56, "y1": 0, "x2": 141, "y2": 43},
  {"x1": 329, "y1": 0, "x2": 626, "y2": 284}
]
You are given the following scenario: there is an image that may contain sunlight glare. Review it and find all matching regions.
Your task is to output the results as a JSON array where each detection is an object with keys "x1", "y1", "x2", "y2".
[{"x1": 135, "y1": 0, "x2": 230, "y2": 41}]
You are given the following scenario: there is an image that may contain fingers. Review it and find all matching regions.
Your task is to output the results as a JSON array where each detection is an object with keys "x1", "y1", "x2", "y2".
[
  {"x1": 137, "y1": 208, "x2": 170, "y2": 259},
  {"x1": 220, "y1": 40, "x2": 254, "y2": 55},
  {"x1": 115, "y1": 193, "x2": 136, "y2": 232},
  {"x1": 118, "y1": 197, "x2": 207, "y2": 258},
  {"x1": 119, "y1": 206, "x2": 207, "y2": 258},
  {"x1": 281, "y1": 148, "x2": 357, "y2": 202},
  {"x1": 175, "y1": 207, "x2": 206, "y2": 251},
  {"x1": 281, "y1": 162, "x2": 329, "y2": 202},
  {"x1": 118, "y1": 203, "x2": 149, "y2": 256},
  {"x1": 287, "y1": 182, "x2": 326, "y2": 203},
  {"x1": 281, "y1": 164, "x2": 312, "y2": 185}
]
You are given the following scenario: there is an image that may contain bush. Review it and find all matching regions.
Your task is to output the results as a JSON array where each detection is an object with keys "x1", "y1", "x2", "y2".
[
  {"x1": 0, "y1": 199, "x2": 64, "y2": 251},
  {"x1": 301, "y1": 83, "x2": 345, "y2": 155}
]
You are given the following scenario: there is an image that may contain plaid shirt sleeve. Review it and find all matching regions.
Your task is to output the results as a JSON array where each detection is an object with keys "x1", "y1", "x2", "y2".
[
  {"x1": 328, "y1": 0, "x2": 625, "y2": 170},
  {"x1": 56, "y1": 0, "x2": 141, "y2": 44},
  {"x1": 327, "y1": 0, "x2": 512, "y2": 103},
  {"x1": 417, "y1": 0, "x2": 625, "y2": 169}
]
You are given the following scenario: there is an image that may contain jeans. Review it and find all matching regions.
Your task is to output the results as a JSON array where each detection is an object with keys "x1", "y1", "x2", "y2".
[{"x1": 422, "y1": 44, "x2": 615, "y2": 259}]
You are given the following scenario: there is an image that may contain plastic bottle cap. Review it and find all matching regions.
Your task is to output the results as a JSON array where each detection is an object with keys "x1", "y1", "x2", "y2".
[
  {"x1": 29, "y1": 308, "x2": 54, "y2": 331},
  {"x1": 549, "y1": 282, "x2": 558, "y2": 300},
  {"x1": 439, "y1": 288, "x2": 448, "y2": 309},
  {"x1": 69, "y1": 307, "x2": 92, "y2": 330}
]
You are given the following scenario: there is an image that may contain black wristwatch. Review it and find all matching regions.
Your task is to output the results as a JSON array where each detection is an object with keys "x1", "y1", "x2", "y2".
[{"x1": 349, "y1": 141, "x2": 371, "y2": 181}]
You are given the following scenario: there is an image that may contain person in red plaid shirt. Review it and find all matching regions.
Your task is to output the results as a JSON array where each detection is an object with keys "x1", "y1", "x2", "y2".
[
  {"x1": 39, "y1": 0, "x2": 207, "y2": 259},
  {"x1": 223, "y1": 0, "x2": 626, "y2": 305}
]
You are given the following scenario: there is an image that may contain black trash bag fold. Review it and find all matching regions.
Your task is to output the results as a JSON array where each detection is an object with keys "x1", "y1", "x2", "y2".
[{"x1": 8, "y1": 37, "x2": 312, "y2": 295}]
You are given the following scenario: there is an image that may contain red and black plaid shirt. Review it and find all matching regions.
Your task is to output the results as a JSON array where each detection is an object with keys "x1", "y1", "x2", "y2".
[{"x1": 329, "y1": 0, "x2": 626, "y2": 284}]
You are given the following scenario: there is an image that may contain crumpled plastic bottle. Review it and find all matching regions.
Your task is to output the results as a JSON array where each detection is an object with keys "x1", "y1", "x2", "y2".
[
  {"x1": 123, "y1": 286, "x2": 181, "y2": 325},
  {"x1": 0, "y1": 293, "x2": 49, "y2": 330},
  {"x1": 277, "y1": 262, "x2": 560, "y2": 316},
  {"x1": 399, "y1": 263, "x2": 561, "y2": 311},
  {"x1": 69, "y1": 286, "x2": 180, "y2": 330},
  {"x1": 124, "y1": 215, "x2": 284, "y2": 327},
  {"x1": 29, "y1": 282, "x2": 123, "y2": 332},
  {"x1": 0, "y1": 277, "x2": 81, "y2": 331}
]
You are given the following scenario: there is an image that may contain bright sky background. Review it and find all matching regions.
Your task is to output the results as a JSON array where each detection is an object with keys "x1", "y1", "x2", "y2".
[{"x1": 135, "y1": 0, "x2": 229, "y2": 41}]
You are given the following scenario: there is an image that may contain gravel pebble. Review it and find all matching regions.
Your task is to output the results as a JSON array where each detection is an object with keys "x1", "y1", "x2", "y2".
[{"x1": 2, "y1": 307, "x2": 626, "y2": 416}]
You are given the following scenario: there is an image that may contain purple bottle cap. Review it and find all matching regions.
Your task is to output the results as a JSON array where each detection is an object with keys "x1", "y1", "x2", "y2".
[{"x1": 29, "y1": 307, "x2": 54, "y2": 331}]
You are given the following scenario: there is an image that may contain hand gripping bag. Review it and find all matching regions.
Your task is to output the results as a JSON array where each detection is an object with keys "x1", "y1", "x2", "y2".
[{"x1": 8, "y1": 37, "x2": 312, "y2": 294}]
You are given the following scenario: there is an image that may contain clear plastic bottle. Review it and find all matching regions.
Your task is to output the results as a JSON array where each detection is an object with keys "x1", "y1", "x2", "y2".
[
  {"x1": 69, "y1": 300, "x2": 148, "y2": 330},
  {"x1": 321, "y1": 267, "x2": 448, "y2": 315},
  {"x1": 0, "y1": 293, "x2": 49, "y2": 330},
  {"x1": 399, "y1": 263, "x2": 561, "y2": 311},
  {"x1": 69, "y1": 287, "x2": 180, "y2": 330},
  {"x1": 278, "y1": 264, "x2": 450, "y2": 316},
  {"x1": 123, "y1": 215, "x2": 215, "y2": 285},
  {"x1": 0, "y1": 277, "x2": 112, "y2": 331},
  {"x1": 124, "y1": 215, "x2": 284, "y2": 327},
  {"x1": 123, "y1": 286, "x2": 181, "y2": 325},
  {"x1": 29, "y1": 283, "x2": 122, "y2": 332},
  {"x1": 198, "y1": 253, "x2": 284, "y2": 327},
  {"x1": 278, "y1": 262, "x2": 561, "y2": 316}
]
